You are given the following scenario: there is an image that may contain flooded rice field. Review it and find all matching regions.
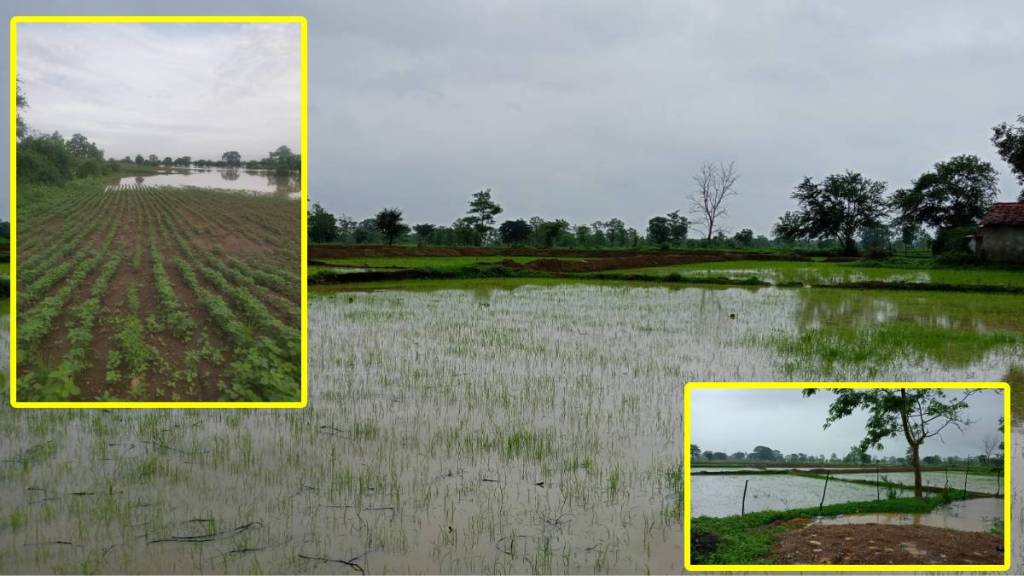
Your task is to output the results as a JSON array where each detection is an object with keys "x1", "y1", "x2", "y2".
[
  {"x1": 815, "y1": 497, "x2": 1003, "y2": 533},
  {"x1": 828, "y1": 471, "x2": 1001, "y2": 495},
  {"x1": 115, "y1": 168, "x2": 298, "y2": 196},
  {"x1": 689, "y1": 474, "x2": 905, "y2": 517},
  {"x1": 1, "y1": 282, "x2": 1022, "y2": 572}
]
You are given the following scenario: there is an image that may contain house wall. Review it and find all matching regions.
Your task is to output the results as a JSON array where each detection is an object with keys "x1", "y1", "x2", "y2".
[{"x1": 980, "y1": 226, "x2": 1024, "y2": 263}]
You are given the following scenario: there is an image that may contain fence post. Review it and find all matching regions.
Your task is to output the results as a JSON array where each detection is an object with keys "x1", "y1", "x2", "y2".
[
  {"x1": 875, "y1": 465, "x2": 880, "y2": 501},
  {"x1": 741, "y1": 479, "x2": 749, "y2": 516},
  {"x1": 819, "y1": 472, "x2": 830, "y2": 511},
  {"x1": 963, "y1": 464, "x2": 969, "y2": 500}
]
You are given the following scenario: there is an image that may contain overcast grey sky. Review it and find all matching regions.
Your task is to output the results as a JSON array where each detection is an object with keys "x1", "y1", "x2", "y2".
[
  {"x1": 4, "y1": 1, "x2": 1024, "y2": 229},
  {"x1": 691, "y1": 388, "x2": 1004, "y2": 459},
  {"x1": 17, "y1": 22, "x2": 300, "y2": 165}
]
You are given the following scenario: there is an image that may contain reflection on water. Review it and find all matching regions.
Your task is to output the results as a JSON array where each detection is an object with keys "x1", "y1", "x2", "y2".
[
  {"x1": 115, "y1": 167, "x2": 298, "y2": 195},
  {"x1": 814, "y1": 497, "x2": 1003, "y2": 533}
]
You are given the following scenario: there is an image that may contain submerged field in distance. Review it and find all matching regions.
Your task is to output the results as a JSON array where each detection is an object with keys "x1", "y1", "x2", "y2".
[{"x1": 15, "y1": 177, "x2": 301, "y2": 402}]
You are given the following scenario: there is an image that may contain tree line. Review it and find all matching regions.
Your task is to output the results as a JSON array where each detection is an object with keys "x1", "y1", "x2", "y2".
[
  {"x1": 692, "y1": 443, "x2": 1003, "y2": 467},
  {"x1": 15, "y1": 80, "x2": 300, "y2": 186},
  {"x1": 312, "y1": 113, "x2": 1024, "y2": 255}
]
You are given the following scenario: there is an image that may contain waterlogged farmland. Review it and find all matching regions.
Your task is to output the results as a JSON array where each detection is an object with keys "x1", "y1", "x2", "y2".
[
  {"x1": 2, "y1": 281, "x2": 1021, "y2": 573},
  {"x1": 689, "y1": 474, "x2": 906, "y2": 518},
  {"x1": 16, "y1": 180, "x2": 301, "y2": 401}
]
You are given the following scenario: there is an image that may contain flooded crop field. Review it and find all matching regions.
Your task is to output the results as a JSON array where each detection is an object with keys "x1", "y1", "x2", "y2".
[
  {"x1": 1, "y1": 281, "x2": 1021, "y2": 572},
  {"x1": 689, "y1": 474, "x2": 906, "y2": 517},
  {"x1": 815, "y1": 497, "x2": 1004, "y2": 533},
  {"x1": 827, "y1": 471, "x2": 1001, "y2": 495},
  {"x1": 116, "y1": 168, "x2": 299, "y2": 196}
]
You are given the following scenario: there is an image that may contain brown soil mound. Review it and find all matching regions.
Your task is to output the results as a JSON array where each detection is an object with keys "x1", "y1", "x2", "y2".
[{"x1": 772, "y1": 523, "x2": 1003, "y2": 565}]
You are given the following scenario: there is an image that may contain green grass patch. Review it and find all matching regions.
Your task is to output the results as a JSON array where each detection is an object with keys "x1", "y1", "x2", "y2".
[
  {"x1": 692, "y1": 493, "x2": 965, "y2": 565},
  {"x1": 772, "y1": 321, "x2": 1022, "y2": 373},
  {"x1": 605, "y1": 259, "x2": 1024, "y2": 290}
]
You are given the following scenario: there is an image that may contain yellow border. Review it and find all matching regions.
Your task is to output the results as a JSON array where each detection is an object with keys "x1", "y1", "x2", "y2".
[
  {"x1": 9, "y1": 15, "x2": 308, "y2": 409},
  {"x1": 683, "y1": 382, "x2": 1011, "y2": 572}
]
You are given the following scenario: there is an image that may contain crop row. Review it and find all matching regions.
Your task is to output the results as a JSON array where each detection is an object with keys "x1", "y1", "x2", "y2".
[
  {"x1": 20, "y1": 254, "x2": 123, "y2": 400},
  {"x1": 149, "y1": 232, "x2": 195, "y2": 340},
  {"x1": 174, "y1": 256, "x2": 298, "y2": 401}
]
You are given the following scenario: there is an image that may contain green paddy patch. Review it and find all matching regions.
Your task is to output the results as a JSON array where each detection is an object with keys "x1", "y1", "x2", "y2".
[
  {"x1": 605, "y1": 259, "x2": 1024, "y2": 290},
  {"x1": 773, "y1": 322, "x2": 1023, "y2": 373}
]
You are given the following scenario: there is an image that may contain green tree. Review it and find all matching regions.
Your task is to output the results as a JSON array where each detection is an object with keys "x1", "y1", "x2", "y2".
[
  {"x1": 691, "y1": 444, "x2": 701, "y2": 459},
  {"x1": 498, "y1": 219, "x2": 531, "y2": 246},
  {"x1": 269, "y1": 145, "x2": 299, "y2": 175},
  {"x1": 774, "y1": 171, "x2": 888, "y2": 255},
  {"x1": 134, "y1": 154, "x2": 144, "y2": 164},
  {"x1": 308, "y1": 203, "x2": 338, "y2": 243},
  {"x1": 17, "y1": 132, "x2": 73, "y2": 184},
  {"x1": 15, "y1": 78, "x2": 27, "y2": 140},
  {"x1": 647, "y1": 216, "x2": 671, "y2": 245},
  {"x1": 221, "y1": 150, "x2": 242, "y2": 167},
  {"x1": 374, "y1": 208, "x2": 409, "y2": 246},
  {"x1": 666, "y1": 210, "x2": 689, "y2": 243},
  {"x1": 535, "y1": 219, "x2": 570, "y2": 248},
  {"x1": 748, "y1": 445, "x2": 781, "y2": 461},
  {"x1": 412, "y1": 223, "x2": 436, "y2": 246},
  {"x1": 891, "y1": 155, "x2": 999, "y2": 232},
  {"x1": 803, "y1": 388, "x2": 980, "y2": 497},
  {"x1": 991, "y1": 114, "x2": 1024, "y2": 200},
  {"x1": 733, "y1": 228, "x2": 754, "y2": 246},
  {"x1": 465, "y1": 189, "x2": 503, "y2": 244}
]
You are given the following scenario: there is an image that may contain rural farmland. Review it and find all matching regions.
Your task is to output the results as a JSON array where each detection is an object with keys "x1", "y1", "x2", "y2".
[
  {"x1": 1, "y1": 277, "x2": 1021, "y2": 572},
  {"x1": 16, "y1": 180, "x2": 301, "y2": 402}
]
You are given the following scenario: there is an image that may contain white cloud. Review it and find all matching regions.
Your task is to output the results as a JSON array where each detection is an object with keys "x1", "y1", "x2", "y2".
[{"x1": 17, "y1": 22, "x2": 300, "y2": 162}]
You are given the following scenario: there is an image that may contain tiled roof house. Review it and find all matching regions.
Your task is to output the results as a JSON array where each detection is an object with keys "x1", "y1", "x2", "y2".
[{"x1": 977, "y1": 202, "x2": 1024, "y2": 263}]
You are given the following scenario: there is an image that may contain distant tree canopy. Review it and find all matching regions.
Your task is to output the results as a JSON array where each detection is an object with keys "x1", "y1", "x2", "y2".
[
  {"x1": 308, "y1": 202, "x2": 339, "y2": 243},
  {"x1": 221, "y1": 150, "x2": 242, "y2": 167},
  {"x1": 465, "y1": 189, "x2": 503, "y2": 245},
  {"x1": 374, "y1": 208, "x2": 409, "y2": 246},
  {"x1": 16, "y1": 78, "x2": 27, "y2": 140},
  {"x1": 647, "y1": 216, "x2": 671, "y2": 245},
  {"x1": 268, "y1": 145, "x2": 300, "y2": 175},
  {"x1": 891, "y1": 155, "x2": 999, "y2": 232},
  {"x1": 774, "y1": 171, "x2": 888, "y2": 255},
  {"x1": 498, "y1": 219, "x2": 531, "y2": 246},
  {"x1": 412, "y1": 223, "x2": 437, "y2": 246},
  {"x1": 992, "y1": 114, "x2": 1024, "y2": 199}
]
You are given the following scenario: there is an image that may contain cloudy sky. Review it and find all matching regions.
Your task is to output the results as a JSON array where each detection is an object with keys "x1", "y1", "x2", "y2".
[
  {"x1": 4, "y1": 1, "x2": 1024, "y2": 228},
  {"x1": 16, "y1": 21, "x2": 299, "y2": 166},
  {"x1": 691, "y1": 388, "x2": 1004, "y2": 459}
]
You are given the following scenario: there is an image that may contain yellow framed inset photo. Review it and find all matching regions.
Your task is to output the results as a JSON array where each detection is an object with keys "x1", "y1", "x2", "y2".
[{"x1": 9, "y1": 16, "x2": 308, "y2": 408}]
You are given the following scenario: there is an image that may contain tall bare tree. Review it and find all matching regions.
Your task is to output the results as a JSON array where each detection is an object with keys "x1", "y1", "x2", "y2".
[{"x1": 690, "y1": 161, "x2": 739, "y2": 241}]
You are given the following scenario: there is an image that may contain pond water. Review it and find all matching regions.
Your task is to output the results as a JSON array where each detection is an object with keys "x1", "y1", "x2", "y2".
[
  {"x1": 827, "y1": 471, "x2": 1002, "y2": 495},
  {"x1": 1, "y1": 282, "x2": 1022, "y2": 573},
  {"x1": 689, "y1": 474, "x2": 907, "y2": 517},
  {"x1": 114, "y1": 167, "x2": 298, "y2": 195},
  {"x1": 814, "y1": 497, "x2": 1003, "y2": 533}
]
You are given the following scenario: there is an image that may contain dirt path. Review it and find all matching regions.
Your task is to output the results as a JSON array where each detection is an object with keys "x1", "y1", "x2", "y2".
[{"x1": 772, "y1": 523, "x2": 1004, "y2": 565}]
